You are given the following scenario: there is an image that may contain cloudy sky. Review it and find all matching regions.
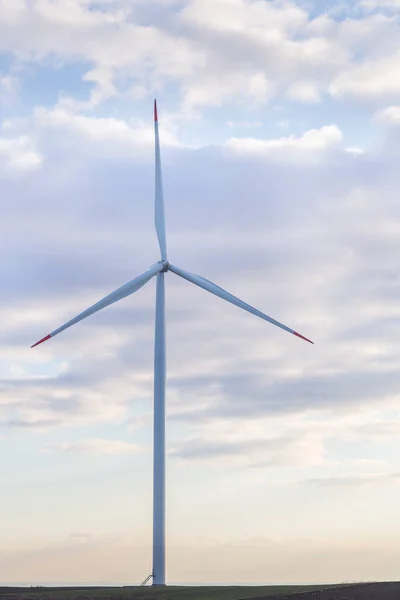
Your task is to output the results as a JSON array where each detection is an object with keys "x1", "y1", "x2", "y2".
[{"x1": 2, "y1": 0, "x2": 400, "y2": 586}]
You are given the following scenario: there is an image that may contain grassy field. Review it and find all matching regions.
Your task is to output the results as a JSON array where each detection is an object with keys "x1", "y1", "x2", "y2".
[
  {"x1": 2, "y1": 581, "x2": 399, "y2": 600},
  {"x1": 0, "y1": 584, "x2": 340, "y2": 600}
]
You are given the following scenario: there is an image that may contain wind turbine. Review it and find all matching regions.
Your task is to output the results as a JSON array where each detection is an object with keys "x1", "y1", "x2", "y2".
[{"x1": 31, "y1": 100, "x2": 313, "y2": 586}]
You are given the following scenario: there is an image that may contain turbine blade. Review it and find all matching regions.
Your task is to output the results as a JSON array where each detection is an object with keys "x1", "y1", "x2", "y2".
[
  {"x1": 31, "y1": 262, "x2": 164, "y2": 348},
  {"x1": 169, "y1": 264, "x2": 313, "y2": 344},
  {"x1": 154, "y1": 99, "x2": 167, "y2": 261}
]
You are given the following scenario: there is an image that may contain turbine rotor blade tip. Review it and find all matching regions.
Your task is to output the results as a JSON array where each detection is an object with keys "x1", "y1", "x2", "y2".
[
  {"x1": 154, "y1": 99, "x2": 158, "y2": 122},
  {"x1": 31, "y1": 334, "x2": 51, "y2": 348},
  {"x1": 294, "y1": 331, "x2": 314, "y2": 344}
]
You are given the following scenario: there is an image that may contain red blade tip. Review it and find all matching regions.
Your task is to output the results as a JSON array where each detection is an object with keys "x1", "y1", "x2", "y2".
[
  {"x1": 154, "y1": 99, "x2": 158, "y2": 122},
  {"x1": 31, "y1": 334, "x2": 51, "y2": 348},
  {"x1": 294, "y1": 331, "x2": 314, "y2": 344}
]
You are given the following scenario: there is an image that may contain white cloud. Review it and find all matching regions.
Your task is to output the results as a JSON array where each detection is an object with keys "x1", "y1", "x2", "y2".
[
  {"x1": 345, "y1": 146, "x2": 365, "y2": 155},
  {"x1": 179, "y1": 0, "x2": 347, "y2": 109},
  {"x1": 0, "y1": 0, "x2": 396, "y2": 112},
  {"x1": 0, "y1": 0, "x2": 205, "y2": 111},
  {"x1": 226, "y1": 120, "x2": 262, "y2": 128},
  {"x1": 305, "y1": 472, "x2": 400, "y2": 487},
  {"x1": 34, "y1": 106, "x2": 181, "y2": 153},
  {"x1": 226, "y1": 125, "x2": 343, "y2": 162},
  {"x1": 0, "y1": 74, "x2": 18, "y2": 102},
  {"x1": 330, "y1": 53, "x2": 400, "y2": 99},
  {"x1": 0, "y1": 1, "x2": 393, "y2": 115},
  {"x1": 0, "y1": 135, "x2": 43, "y2": 172},
  {"x1": 182, "y1": 73, "x2": 275, "y2": 111},
  {"x1": 171, "y1": 429, "x2": 326, "y2": 468},
  {"x1": 79, "y1": 67, "x2": 118, "y2": 108},
  {"x1": 170, "y1": 403, "x2": 400, "y2": 470},
  {"x1": 285, "y1": 81, "x2": 321, "y2": 103},
  {"x1": 181, "y1": 0, "x2": 308, "y2": 35},
  {"x1": 376, "y1": 105, "x2": 400, "y2": 124},
  {"x1": 360, "y1": 0, "x2": 400, "y2": 10},
  {"x1": 44, "y1": 438, "x2": 146, "y2": 455},
  {"x1": 0, "y1": 0, "x2": 354, "y2": 111}
]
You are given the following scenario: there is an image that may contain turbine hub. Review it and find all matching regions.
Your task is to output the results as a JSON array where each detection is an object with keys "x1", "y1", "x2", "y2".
[{"x1": 160, "y1": 260, "x2": 170, "y2": 272}]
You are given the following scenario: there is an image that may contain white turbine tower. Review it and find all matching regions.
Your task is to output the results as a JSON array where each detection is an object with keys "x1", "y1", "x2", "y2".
[{"x1": 32, "y1": 100, "x2": 313, "y2": 586}]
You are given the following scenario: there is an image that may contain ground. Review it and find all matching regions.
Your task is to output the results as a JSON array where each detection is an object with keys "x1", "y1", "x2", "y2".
[{"x1": 0, "y1": 583, "x2": 399, "y2": 600}]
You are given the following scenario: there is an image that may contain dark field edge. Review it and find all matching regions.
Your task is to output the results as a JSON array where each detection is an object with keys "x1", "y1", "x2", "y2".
[
  {"x1": 252, "y1": 581, "x2": 400, "y2": 599},
  {"x1": 0, "y1": 585, "x2": 335, "y2": 594},
  {"x1": 0, "y1": 582, "x2": 399, "y2": 600}
]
